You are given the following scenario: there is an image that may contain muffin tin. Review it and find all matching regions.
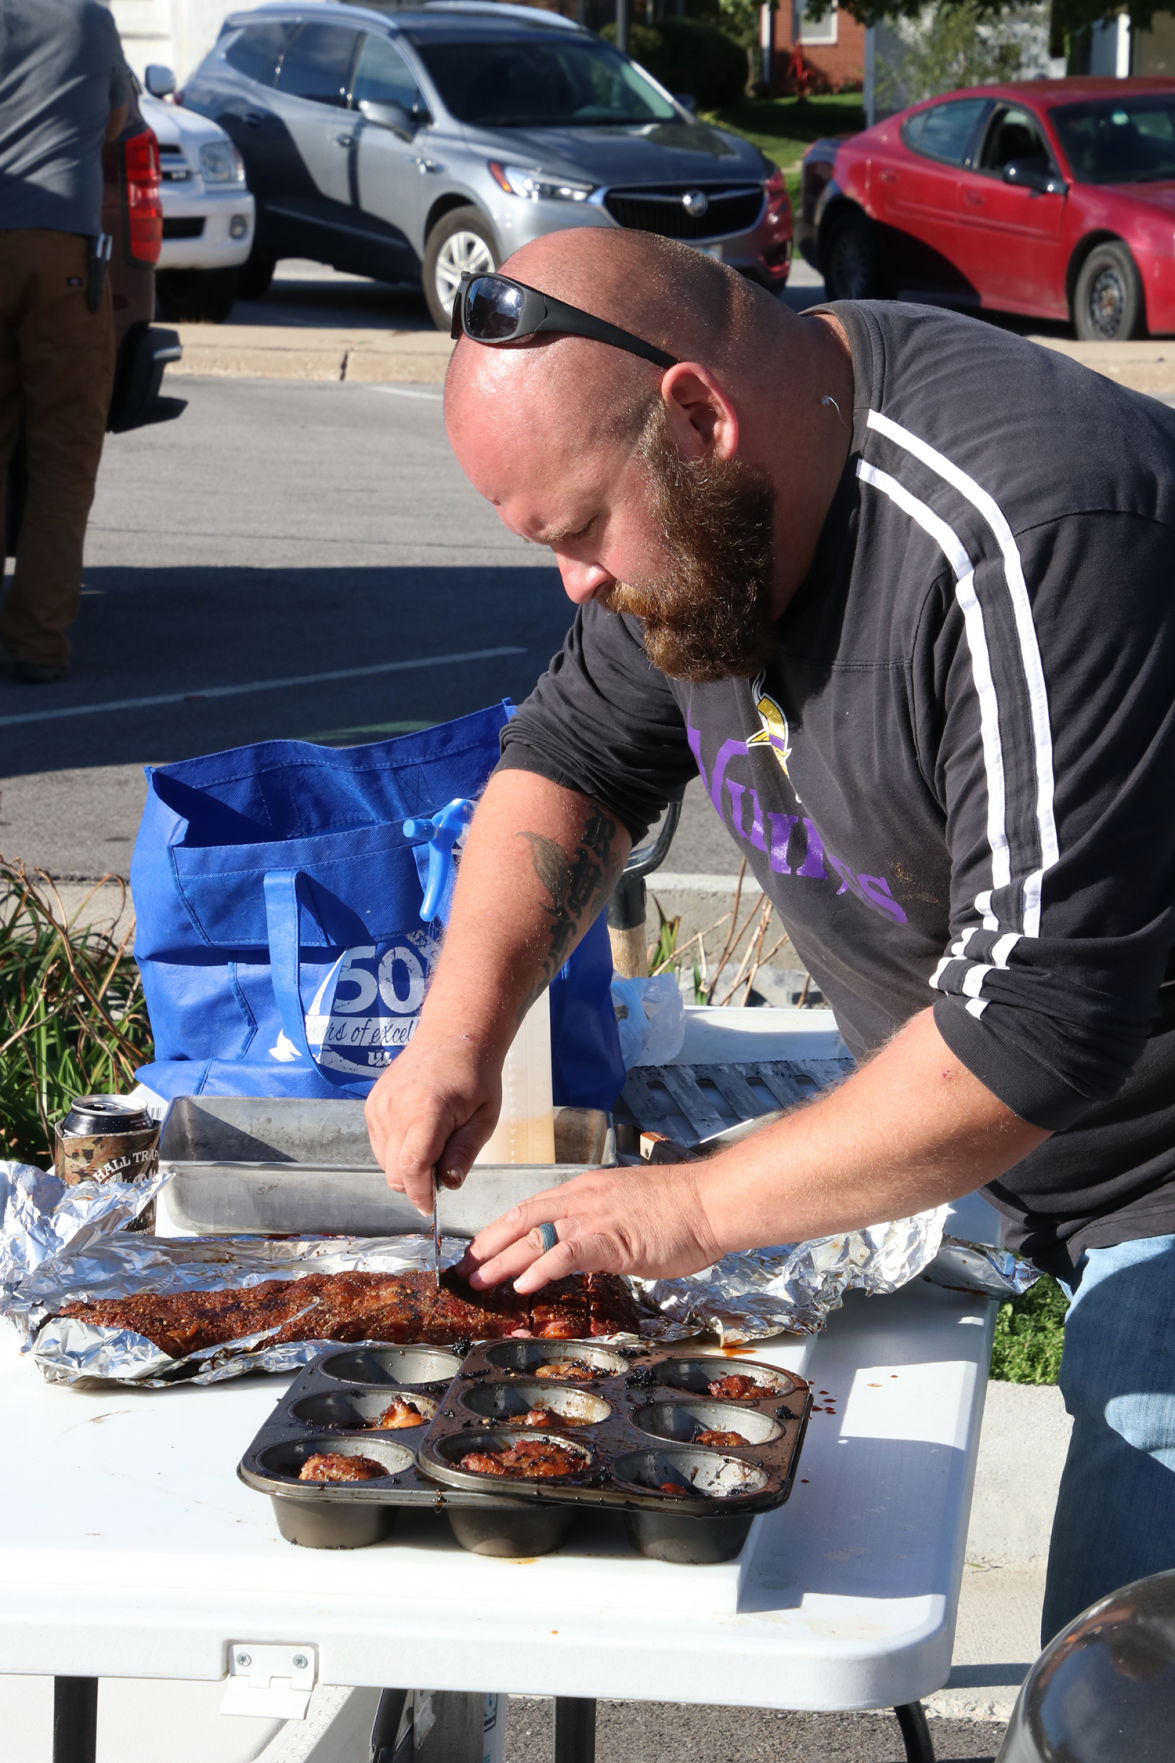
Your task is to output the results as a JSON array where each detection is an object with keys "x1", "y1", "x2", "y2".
[{"x1": 239, "y1": 1340, "x2": 811, "y2": 1564}]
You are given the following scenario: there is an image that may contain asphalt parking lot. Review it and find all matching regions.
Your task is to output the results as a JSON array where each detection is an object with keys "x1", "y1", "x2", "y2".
[{"x1": 2, "y1": 258, "x2": 798, "y2": 888}]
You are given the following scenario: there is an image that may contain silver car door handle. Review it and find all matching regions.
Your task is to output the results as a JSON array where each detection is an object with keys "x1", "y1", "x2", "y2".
[
  {"x1": 334, "y1": 132, "x2": 354, "y2": 148},
  {"x1": 412, "y1": 156, "x2": 440, "y2": 171}
]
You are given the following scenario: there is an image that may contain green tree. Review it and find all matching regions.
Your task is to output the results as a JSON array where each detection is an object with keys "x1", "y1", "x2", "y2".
[
  {"x1": 876, "y1": 0, "x2": 1027, "y2": 110},
  {"x1": 835, "y1": 0, "x2": 1161, "y2": 57}
]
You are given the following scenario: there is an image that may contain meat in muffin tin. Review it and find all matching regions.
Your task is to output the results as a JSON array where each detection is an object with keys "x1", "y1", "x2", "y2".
[{"x1": 238, "y1": 1341, "x2": 810, "y2": 1562}]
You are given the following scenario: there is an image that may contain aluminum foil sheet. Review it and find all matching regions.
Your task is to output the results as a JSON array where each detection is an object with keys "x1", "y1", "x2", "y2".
[
  {"x1": 2, "y1": 1159, "x2": 967, "y2": 1384},
  {"x1": 633, "y1": 1206, "x2": 949, "y2": 1345},
  {"x1": 923, "y1": 1236, "x2": 1040, "y2": 1300}
]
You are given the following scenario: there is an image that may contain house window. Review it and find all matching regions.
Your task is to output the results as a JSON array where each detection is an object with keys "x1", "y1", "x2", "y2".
[{"x1": 794, "y1": 0, "x2": 837, "y2": 46}]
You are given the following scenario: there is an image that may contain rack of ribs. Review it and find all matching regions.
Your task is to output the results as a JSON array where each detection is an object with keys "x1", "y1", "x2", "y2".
[{"x1": 56, "y1": 1269, "x2": 642, "y2": 1358}]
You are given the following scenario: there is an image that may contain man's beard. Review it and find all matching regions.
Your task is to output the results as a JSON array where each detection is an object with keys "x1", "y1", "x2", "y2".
[{"x1": 598, "y1": 403, "x2": 777, "y2": 683}]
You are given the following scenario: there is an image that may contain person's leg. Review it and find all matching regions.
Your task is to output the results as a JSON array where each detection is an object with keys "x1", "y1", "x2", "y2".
[
  {"x1": 0, "y1": 230, "x2": 115, "y2": 673},
  {"x1": 0, "y1": 232, "x2": 25, "y2": 568},
  {"x1": 1041, "y1": 1233, "x2": 1175, "y2": 1644}
]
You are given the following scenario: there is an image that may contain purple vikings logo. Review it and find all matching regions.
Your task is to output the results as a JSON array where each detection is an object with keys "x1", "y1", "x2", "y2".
[{"x1": 684, "y1": 681, "x2": 908, "y2": 927}]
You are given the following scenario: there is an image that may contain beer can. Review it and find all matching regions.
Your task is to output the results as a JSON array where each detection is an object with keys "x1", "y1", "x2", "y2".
[{"x1": 54, "y1": 1097, "x2": 160, "y2": 1227}]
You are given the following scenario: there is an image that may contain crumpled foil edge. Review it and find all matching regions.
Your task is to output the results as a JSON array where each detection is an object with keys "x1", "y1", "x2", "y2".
[
  {"x1": 0, "y1": 1159, "x2": 1022, "y2": 1385},
  {"x1": 921, "y1": 1236, "x2": 1040, "y2": 1300},
  {"x1": 631, "y1": 1205, "x2": 950, "y2": 1345}
]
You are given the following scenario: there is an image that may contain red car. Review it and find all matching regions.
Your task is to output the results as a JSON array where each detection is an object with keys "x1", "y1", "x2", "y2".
[{"x1": 798, "y1": 78, "x2": 1175, "y2": 341}]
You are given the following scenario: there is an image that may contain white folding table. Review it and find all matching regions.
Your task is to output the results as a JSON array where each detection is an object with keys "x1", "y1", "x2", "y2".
[
  {"x1": 0, "y1": 1276, "x2": 993, "y2": 1762},
  {"x1": 0, "y1": 1009, "x2": 998, "y2": 1763}
]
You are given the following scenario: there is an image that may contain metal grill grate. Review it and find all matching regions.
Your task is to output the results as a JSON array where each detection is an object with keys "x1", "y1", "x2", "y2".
[
  {"x1": 619, "y1": 1058, "x2": 853, "y2": 1148},
  {"x1": 604, "y1": 185, "x2": 764, "y2": 240}
]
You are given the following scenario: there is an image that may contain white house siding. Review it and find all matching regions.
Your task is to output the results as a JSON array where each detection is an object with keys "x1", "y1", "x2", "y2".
[{"x1": 108, "y1": 0, "x2": 241, "y2": 82}]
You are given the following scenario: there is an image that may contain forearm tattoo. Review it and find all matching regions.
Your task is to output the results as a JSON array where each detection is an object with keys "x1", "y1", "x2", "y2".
[{"x1": 517, "y1": 807, "x2": 622, "y2": 1006}]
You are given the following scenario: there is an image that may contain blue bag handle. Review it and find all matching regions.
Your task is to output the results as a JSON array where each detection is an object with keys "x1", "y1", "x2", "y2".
[{"x1": 263, "y1": 869, "x2": 339, "y2": 1080}]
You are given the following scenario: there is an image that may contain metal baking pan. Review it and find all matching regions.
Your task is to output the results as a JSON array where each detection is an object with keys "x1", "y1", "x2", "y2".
[
  {"x1": 160, "y1": 1097, "x2": 613, "y2": 1237},
  {"x1": 238, "y1": 1341, "x2": 810, "y2": 1564},
  {"x1": 237, "y1": 1341, "x2": 645, "y2": 1557}
]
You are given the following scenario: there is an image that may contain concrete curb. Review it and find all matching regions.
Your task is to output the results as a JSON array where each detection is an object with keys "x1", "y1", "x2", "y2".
[
  {"x1": 170, "y1": 319, "x2": 1175, "y2": 396},
  {"x1": 169, "y1": 323, "x2": 452, "y2": 384}
]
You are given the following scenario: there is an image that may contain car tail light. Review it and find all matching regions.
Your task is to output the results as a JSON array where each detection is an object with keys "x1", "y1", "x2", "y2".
[
  {"x1": 124, "y1": 127, "x2": 163, "y2": 265},
  {"x1": 764, "y1": 165, "x2": 791, "y2": 223},
  {"x1": 761, "y1": 164, "x2": 793, "y2": 276}
]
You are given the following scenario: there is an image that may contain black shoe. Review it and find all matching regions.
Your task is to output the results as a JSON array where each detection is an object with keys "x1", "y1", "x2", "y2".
[{"x1": 11, "y1": 658, "x2": 68, "y2": 684}]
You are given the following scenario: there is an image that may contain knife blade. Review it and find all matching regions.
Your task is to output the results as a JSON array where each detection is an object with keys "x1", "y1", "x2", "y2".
[{"x1": 431, "y1": 1166, "x2": 442, "y2": 1288}]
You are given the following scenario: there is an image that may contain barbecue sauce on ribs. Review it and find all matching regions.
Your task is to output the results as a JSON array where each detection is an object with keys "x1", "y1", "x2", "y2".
[{"x1": 57, "y1": 1269, "x2": 641, "y2": 1359}]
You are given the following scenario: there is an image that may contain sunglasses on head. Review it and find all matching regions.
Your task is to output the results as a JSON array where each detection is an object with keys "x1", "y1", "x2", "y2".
[{"x1": 450, "y1": 271, "x2": 678, "y2": 369}]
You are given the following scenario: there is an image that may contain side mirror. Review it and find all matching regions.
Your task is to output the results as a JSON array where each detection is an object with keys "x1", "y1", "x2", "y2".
[
  {"x1": 144, "y1": 64, "x2": 176, "y2": 99},
  {"x1": 358, "y1": 98, "x2": 416, "y2": 139},
  {"x1": 1003, "y1": 160, "x2": 1068, "y2": 196},
  {"x1": 674, "y1": 92, "x2": 698, "y2": 116}
]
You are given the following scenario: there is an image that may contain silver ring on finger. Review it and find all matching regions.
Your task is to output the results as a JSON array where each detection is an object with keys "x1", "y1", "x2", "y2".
[{"x1": 537, "y1": 1221, "x2": 558, "y2": 1255}]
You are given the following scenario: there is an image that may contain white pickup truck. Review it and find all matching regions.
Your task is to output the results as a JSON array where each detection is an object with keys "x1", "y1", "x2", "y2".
[{"x1": 142, "y1": 66, "x2": 256, "y2": 323}]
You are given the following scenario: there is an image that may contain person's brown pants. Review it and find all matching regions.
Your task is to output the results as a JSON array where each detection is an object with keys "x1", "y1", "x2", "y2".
[{"x1": 0, "y1": 229, "x2": 115, "y2": 670}]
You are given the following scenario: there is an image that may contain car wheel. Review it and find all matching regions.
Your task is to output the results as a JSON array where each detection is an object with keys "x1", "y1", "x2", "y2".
[
  {"x1": 423, "y1": 207, "x2": 496, "y2": 331},
  {"x1": 155, "y1": 267, "x2": 240, "y2": 324},
  {"x1": 822, "y1": 209, "x2": 881, "y2": 302},
  {"x1": 1073, "y1": 242, "x2": 1145, "y2": 342},
  {"x1": 237, "y1": 249, "x2": 276, "y2": 302}
]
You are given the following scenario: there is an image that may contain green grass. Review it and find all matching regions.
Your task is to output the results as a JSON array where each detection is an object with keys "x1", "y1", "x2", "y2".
[
  {"x1": 0, "y1": 859, "x2": 153, "y2": 1169},
  {"x1": 706, "y1": 93, "x2": 867, "y2": 209},
  {"x1": 989, "y1": 1273, "x2": 1068, "y2": 1385}
]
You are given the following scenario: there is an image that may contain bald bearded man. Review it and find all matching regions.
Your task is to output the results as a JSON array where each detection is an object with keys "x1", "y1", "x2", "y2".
[{"x1": 365, "y1": 228, "x2": 1175, "y2": 1638}]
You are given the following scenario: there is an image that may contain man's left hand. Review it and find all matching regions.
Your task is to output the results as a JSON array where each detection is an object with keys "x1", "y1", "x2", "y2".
[{"x1": 456, "y1": 1161, "x2": 722, "y2": 1293}]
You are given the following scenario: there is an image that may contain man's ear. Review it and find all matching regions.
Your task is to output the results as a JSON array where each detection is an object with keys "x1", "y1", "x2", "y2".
[{"x1": 660, "y1": 363, "x2": 738, "y2": 462}]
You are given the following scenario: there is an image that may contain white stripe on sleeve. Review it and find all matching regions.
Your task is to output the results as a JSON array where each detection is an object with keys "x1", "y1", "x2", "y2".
[{"x1": 866, "y1": 410, "x2": 1058, "y2": 937}]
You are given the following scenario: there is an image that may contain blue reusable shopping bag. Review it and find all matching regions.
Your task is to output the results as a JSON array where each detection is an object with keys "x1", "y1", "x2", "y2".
[{"x1": 131, "y1": 704, "x2": 625, "y2": 1109}]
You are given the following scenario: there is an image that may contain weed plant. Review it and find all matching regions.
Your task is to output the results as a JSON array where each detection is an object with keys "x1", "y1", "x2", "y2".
[
  {"x1": 990, "y1": 1273, "x2": 1067, "y2": 1385},
  {"x1": 647, "y1": 860, "x2": 793, "y2": 1007},
  {"x1": 0, "y1": 859, "x2": 152, "y2": 1168}
]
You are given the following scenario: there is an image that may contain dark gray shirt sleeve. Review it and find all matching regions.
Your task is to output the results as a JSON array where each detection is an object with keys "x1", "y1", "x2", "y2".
[
  {"x1": 923, "y1": 510, "x2": 1175, "y2": 1131},
  {"x1": 497, "y1": 602, "x2": 697, "y2": 842},
  {"x1": 107, "y1": 17, "x2": 131, "y2": 113}
]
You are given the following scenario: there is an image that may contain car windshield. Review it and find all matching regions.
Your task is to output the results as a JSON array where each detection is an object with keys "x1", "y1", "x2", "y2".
[
  {"x1": 409, "y1": 35, "x2": 680, "y2": 127},
  {"x1": 1050, "y1": 94, "x2": 1175, "y2": 183}
]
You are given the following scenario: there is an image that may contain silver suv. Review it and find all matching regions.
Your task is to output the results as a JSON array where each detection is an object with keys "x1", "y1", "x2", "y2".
[{"x1": 179, "y1": 1, "x2": 792, "y2": 326}]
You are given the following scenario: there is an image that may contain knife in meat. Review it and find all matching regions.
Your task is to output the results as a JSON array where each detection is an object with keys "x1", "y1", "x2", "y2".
[{"x1": 431, "y1": 1166, "x2": 442, "y2": 1289}]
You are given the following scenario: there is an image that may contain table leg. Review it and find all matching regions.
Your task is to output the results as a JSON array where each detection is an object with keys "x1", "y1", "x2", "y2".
[
  {"x1": 552, "y1": 1695, "x2": 596, "y2": 1763},
  {"x1": 370, "y1": 1687, "x2": 408, "y2": 1762},
  {"x1": 53, "y1": 1677, "x2": 98, "y2": 1763},
  {"x1": 894, "y1": 1701, "x2": 935, "y2": 1763}
]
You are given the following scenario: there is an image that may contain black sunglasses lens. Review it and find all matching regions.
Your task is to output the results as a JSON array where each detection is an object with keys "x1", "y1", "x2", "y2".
[{"x1": 464, "y1": 275, "x2": 526, "y2": 341}]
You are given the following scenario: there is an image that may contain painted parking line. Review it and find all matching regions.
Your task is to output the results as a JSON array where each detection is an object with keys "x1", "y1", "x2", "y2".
[
  {"x1": 363, "y1": 385, "x2": 444, "y2": 401},
  {"x1": 0, "y1": 646, "x2": 526, "y2": 730}
]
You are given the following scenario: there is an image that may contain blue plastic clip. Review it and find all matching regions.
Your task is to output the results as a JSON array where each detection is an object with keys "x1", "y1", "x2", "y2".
[{"x1": 403, "y1": 796, "x2": 474, "y2": 924}]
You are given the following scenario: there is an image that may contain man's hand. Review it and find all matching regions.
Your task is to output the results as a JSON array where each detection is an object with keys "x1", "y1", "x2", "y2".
[
  {"x1": 365, "y1": 1030, "x2": 502, "y2": 1214},
  {"x1": 455, "y1": 1161, "x2": 722, "y2": 1292},
  {"x1": 456, "y1": 1007, "x2": 1050, "y2": 1292}
]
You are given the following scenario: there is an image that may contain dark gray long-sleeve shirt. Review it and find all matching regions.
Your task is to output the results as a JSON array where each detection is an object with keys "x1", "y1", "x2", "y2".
[{"x1": 499, "y1": 301, "x2": 1175, "y2": 1277}]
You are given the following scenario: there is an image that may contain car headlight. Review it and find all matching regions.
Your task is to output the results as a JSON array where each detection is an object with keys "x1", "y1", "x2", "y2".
[
  {"x1": 488, "y1": 161, "x2": 594, "y2": 202},
  {"x1": 199, "y1": 140, "x2": 246, "y2": 185}
]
